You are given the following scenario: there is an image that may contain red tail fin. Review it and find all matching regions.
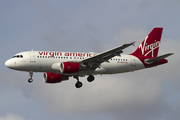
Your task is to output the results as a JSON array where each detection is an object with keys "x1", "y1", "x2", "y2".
[{"x1": 131, "y1": 27, "x2": 163, "y2": 58}]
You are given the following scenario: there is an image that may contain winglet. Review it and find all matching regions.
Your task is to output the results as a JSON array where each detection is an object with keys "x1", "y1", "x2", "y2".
[{"x1": 132, "y1": 41, "x2": 136, "y2": 46}]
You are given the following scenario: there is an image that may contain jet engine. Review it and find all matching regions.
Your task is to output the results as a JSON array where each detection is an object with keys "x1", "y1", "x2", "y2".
[
  {"x1": 60, "y1": 62, "x2": 80, "y2": 73},
  {"x1": 43, "y1": 72, "x2": 69, "y2": 83}
]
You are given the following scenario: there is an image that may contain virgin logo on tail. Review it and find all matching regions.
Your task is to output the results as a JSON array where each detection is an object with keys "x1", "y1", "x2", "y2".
[
  {"x1": 139, "y1": 36, "x2": 160, "y2": 57},
  {"x1": 131, "y1": 27, "x2": 163, "y2": 58}
]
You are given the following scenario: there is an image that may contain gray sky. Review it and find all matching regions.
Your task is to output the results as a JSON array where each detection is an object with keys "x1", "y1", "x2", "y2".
[{"x1": 0, "y1": 0, "x2": 179, "y2": 120}]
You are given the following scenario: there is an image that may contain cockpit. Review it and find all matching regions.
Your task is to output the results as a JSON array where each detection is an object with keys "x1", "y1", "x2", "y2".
[{"x1": 13, "y1": 55, "x2": 23, "y2": 58}]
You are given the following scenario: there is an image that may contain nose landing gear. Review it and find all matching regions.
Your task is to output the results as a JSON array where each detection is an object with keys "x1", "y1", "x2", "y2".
[{"x1": 28, "y1": 71, "x2": 33, "y2": 83}]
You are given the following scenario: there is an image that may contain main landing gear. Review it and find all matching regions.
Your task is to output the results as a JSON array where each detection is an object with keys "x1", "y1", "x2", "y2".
[
  {"x1": 87, "y1": 75, "x2": 94, "y2": 82},
  {"x1": 28, "y1": 71, "x2": 33, "y2": 83},
  {"x1": 74, "y1": 75, "x2": 95, "y2": 88},
  {"x1": 74, "y1": 76, "x2": 83, "y2": 88}
]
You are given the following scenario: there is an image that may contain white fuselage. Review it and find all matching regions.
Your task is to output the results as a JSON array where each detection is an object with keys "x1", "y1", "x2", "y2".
[{"x1": 5, "y1": 51, "x2": 145, "y2": 76}]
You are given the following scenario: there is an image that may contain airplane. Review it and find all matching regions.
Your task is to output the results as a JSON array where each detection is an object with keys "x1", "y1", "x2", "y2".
[{"x1": 5, "y1": 27, "x2": 173, "y2": 88}]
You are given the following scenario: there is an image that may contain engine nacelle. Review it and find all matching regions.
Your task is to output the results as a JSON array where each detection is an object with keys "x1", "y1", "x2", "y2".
[
  {"x1": 60, "y1": 62, "x2": 80, "y2": 74},
  {"x1": 43, "y1": 72, "x2": 69, "y2": 83}
]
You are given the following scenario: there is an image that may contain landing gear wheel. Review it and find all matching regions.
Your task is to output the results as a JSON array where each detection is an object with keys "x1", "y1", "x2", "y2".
[
  {"x1": 28, "y1": 78, "x2": 33, "y2": 83},
  {"x1": 75, "y1": 81, "x2": 83, "y2": 88},
  {"x1": 28, "y1": 71, "x2": 33, "y2": 83},
  {"x1": 87, "y1": 75, "x2": 94, "y2": 82}
]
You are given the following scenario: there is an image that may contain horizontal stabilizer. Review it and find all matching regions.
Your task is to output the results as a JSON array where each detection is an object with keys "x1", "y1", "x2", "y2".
[{"x1": 145, "y1": 53, "x2": 174, "y2": 64}]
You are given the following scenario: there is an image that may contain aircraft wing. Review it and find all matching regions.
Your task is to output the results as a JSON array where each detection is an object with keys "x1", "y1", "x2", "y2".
[{"x1": 80, "y1": 42, "x2": 135, "y2": 70}]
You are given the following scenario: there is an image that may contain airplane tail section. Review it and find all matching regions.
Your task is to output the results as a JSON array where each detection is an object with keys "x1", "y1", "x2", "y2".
[
  {"x1": 130, "y1": 27, "x2": 173, "y2": 68},
  {"x1": 131, "y1": 27, "x2": 163, "y2": 58},
  {"x1": 145, "y1": 53, "x2": 173, "y2": 64}
]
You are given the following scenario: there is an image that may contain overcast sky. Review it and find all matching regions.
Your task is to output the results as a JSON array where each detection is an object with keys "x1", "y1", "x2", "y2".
[{"x1": 0, "y1": 0, "x2": 179, "y2": 120}]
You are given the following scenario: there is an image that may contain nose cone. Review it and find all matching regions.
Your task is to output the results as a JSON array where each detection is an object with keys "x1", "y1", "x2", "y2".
[{"x1": 5, "y1": 59, "x2": 11, "y2": 68}]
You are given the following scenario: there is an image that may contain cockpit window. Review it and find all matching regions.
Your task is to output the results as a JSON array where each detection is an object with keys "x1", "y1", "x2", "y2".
[{"x1": 13, "y1": 55, "x2": 23, "y2": 58}]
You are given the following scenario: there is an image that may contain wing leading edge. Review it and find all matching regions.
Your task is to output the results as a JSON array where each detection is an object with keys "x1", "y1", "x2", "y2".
[{"x1": 80, "y1": 42, "x2": 135, "y2": 70}]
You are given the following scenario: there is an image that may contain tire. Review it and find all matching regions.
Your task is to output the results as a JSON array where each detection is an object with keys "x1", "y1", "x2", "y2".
[
  {"x1": 87, "y1": 75, "x2": 94, "y2": 82},
  {"x1": 75, "y1": 81, "x2": 83, "y2": 88},
  {"x1": 28, "y1": 78, "x2": 33, "y2": 83}
]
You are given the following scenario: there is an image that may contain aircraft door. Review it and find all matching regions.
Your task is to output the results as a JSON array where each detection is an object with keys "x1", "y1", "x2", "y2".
[
  {"x1": 130, "y1": 56, "x2": 136, "y2": 66},
  {"x1": 29, "y1": 52, "x2": 36, "y2": 62}
]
